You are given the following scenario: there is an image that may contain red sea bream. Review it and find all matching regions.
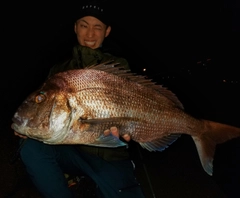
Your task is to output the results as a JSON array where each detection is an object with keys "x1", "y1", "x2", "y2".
[{"x1": 11, "y1": 62, "x2": 240, "y2": 176}]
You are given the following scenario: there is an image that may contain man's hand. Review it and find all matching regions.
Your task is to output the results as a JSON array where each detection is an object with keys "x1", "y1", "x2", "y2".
[
  {"x1": 104, "y1": 127, "x2": 131, "y2": 142},
  {"x1": 14, "y1": 131, "x2": 28, "y2": 139}
]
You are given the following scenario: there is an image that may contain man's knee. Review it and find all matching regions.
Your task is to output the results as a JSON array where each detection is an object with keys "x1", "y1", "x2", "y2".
[{"x1": 20, "y1": 139, "x2": 52, "y2": 164}]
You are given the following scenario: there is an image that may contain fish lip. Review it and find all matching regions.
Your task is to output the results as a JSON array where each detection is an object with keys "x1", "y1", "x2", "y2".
[
  {"x1": 11, "y1": 123, "x2": 20, "y2": 133},
  {"x1": 11, "y1": 122, "x2": 44, "y2": 140},
  {"x1": 12, "y1": 117, "x2": 22, "y2": 125}
]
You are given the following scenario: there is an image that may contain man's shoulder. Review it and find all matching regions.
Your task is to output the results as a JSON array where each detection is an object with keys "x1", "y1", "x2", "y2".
[
  {"x1": 48, "y1": 45, "x2": 130, "y2": 77},
  {"x1": 101, "y1": 40, "x2": 130, "y2": 70},
  {"x1": 77, "y1": 45, "x2": 130, "y2": 70},
  {"x1": 110, "y1": 56, "x2": 130, "y2": 70}
]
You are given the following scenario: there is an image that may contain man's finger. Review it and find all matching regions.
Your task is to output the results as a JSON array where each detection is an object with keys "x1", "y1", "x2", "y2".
[
  {"x1": 122, "y1": 134, "x2": 131, "y2": 142},
  {"x1": 110, "y1": 127, "x2": 119, "y2": 138},
  {"x1": 104, "y1": 129, "x2": 110, "y2": 136},
  {"x1": 14, "y1": 131, "x2": 28, "y2": 139}
]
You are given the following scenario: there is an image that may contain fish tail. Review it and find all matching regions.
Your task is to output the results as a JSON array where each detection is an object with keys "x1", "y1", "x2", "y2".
[{"x1": 192, "y1": 120, "x2": 240, "y2": 176}]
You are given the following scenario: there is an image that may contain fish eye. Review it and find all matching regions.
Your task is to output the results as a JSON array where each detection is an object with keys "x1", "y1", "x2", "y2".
[{"x1": 35, "y1": 93, "x2": 46, "y2": 103}]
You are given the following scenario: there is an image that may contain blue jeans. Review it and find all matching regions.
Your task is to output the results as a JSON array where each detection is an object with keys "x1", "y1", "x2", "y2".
[{"x1": 20, "y1": 139, "x2": 145, "y2": 198}]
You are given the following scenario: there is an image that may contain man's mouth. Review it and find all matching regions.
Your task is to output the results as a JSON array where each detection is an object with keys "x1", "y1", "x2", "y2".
[{"x1": 84, "y1": 41, "x2": 96, "y2": 47}]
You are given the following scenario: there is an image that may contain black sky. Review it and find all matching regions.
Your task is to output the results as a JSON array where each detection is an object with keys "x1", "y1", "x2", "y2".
[
  {"x1": 2, "y1": 0, "x2": 240, "y2": 119},
  {"x1": 4, "y1": 1, "x2": 238, "y2": 74}
]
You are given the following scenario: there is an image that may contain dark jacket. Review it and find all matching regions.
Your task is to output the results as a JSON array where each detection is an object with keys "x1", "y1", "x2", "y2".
[
  {"x1": 48, "y1": 44, "x2": 130, "y2": 161},
  {"x1": 48, "y1": 44, "x2": 129, "y2": 77}
]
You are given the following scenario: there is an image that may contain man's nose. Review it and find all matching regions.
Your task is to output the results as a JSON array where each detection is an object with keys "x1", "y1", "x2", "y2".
[{"x1": 86, "y1": 28, "x2": 94, "y2": 37}]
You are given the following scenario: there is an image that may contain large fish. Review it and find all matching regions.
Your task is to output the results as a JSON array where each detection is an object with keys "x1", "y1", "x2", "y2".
[{"x1": 11, "y1": 62, "x2": 240, "y2": 176}]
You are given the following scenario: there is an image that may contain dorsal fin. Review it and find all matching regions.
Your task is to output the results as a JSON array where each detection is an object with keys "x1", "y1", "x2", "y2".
[{"x1": 86, "y1": 61, "x2": 184, "y2": 109}]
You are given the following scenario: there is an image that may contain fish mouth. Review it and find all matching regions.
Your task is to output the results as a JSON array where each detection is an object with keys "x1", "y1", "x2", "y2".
[
  {"x1": 11, "y1": 122, "x2": 24, "y2": 135},
  {"x1": 12, "y1": 117, "x2": 22, "y2": 126},
  {"x1": 11, "y1": 122, "x2": 48, "y2": 141}
]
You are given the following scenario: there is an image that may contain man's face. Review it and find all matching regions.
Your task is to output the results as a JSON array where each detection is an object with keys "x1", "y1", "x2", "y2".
[{"x1": 74, "y1": 16, "x2": 111, "y2": 49}]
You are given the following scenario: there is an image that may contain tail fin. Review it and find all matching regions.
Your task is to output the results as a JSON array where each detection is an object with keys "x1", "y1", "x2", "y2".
[{"x1": 192, "y1": 120, "x2": 240, "y2": 176}]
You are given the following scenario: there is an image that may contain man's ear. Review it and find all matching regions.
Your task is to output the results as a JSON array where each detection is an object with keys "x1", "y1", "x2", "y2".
[
  {"x1": 105, "y1": 26, "x2": 111, "y2": 37},
  {"x1": 74, "y1": 22, "x2": 77, "y2": 34}
]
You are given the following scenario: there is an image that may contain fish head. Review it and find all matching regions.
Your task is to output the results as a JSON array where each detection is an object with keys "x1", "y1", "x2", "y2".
[{"x1": 11, "y1": 77, "x2": 76, "y2": 143}]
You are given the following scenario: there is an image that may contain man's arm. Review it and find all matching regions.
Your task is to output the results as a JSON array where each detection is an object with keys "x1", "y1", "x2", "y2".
[{"x1": 14, "y1": 127, "x2": 131, "y2": 142}]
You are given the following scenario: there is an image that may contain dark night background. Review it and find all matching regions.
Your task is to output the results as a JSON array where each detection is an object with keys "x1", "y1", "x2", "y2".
[{"x1": 1, "y1": 0, "x2": 240, "y2": 197}]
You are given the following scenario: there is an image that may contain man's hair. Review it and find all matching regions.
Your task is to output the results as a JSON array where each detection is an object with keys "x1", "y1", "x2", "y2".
[{"x1": 74, "y1": 0, "x2": 111, "y2": 26}]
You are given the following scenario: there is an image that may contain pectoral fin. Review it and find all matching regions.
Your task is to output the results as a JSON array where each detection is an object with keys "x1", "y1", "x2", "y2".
[
  {"x1": 88, "y1": 134, "x2": 127, "y2": 148},
  {"x1": 79, "y1": 117, "x2": 132, "y2": 148}
]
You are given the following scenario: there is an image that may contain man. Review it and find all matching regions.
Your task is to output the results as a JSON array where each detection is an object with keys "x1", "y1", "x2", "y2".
[{"x1": 14, "y1": 1, "x2": 145, "y2": 198}]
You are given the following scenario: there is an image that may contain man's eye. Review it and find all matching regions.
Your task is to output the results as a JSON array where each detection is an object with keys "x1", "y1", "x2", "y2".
[{"x1": 80, "y1": 25, "x2": 87, "y2": 28}]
